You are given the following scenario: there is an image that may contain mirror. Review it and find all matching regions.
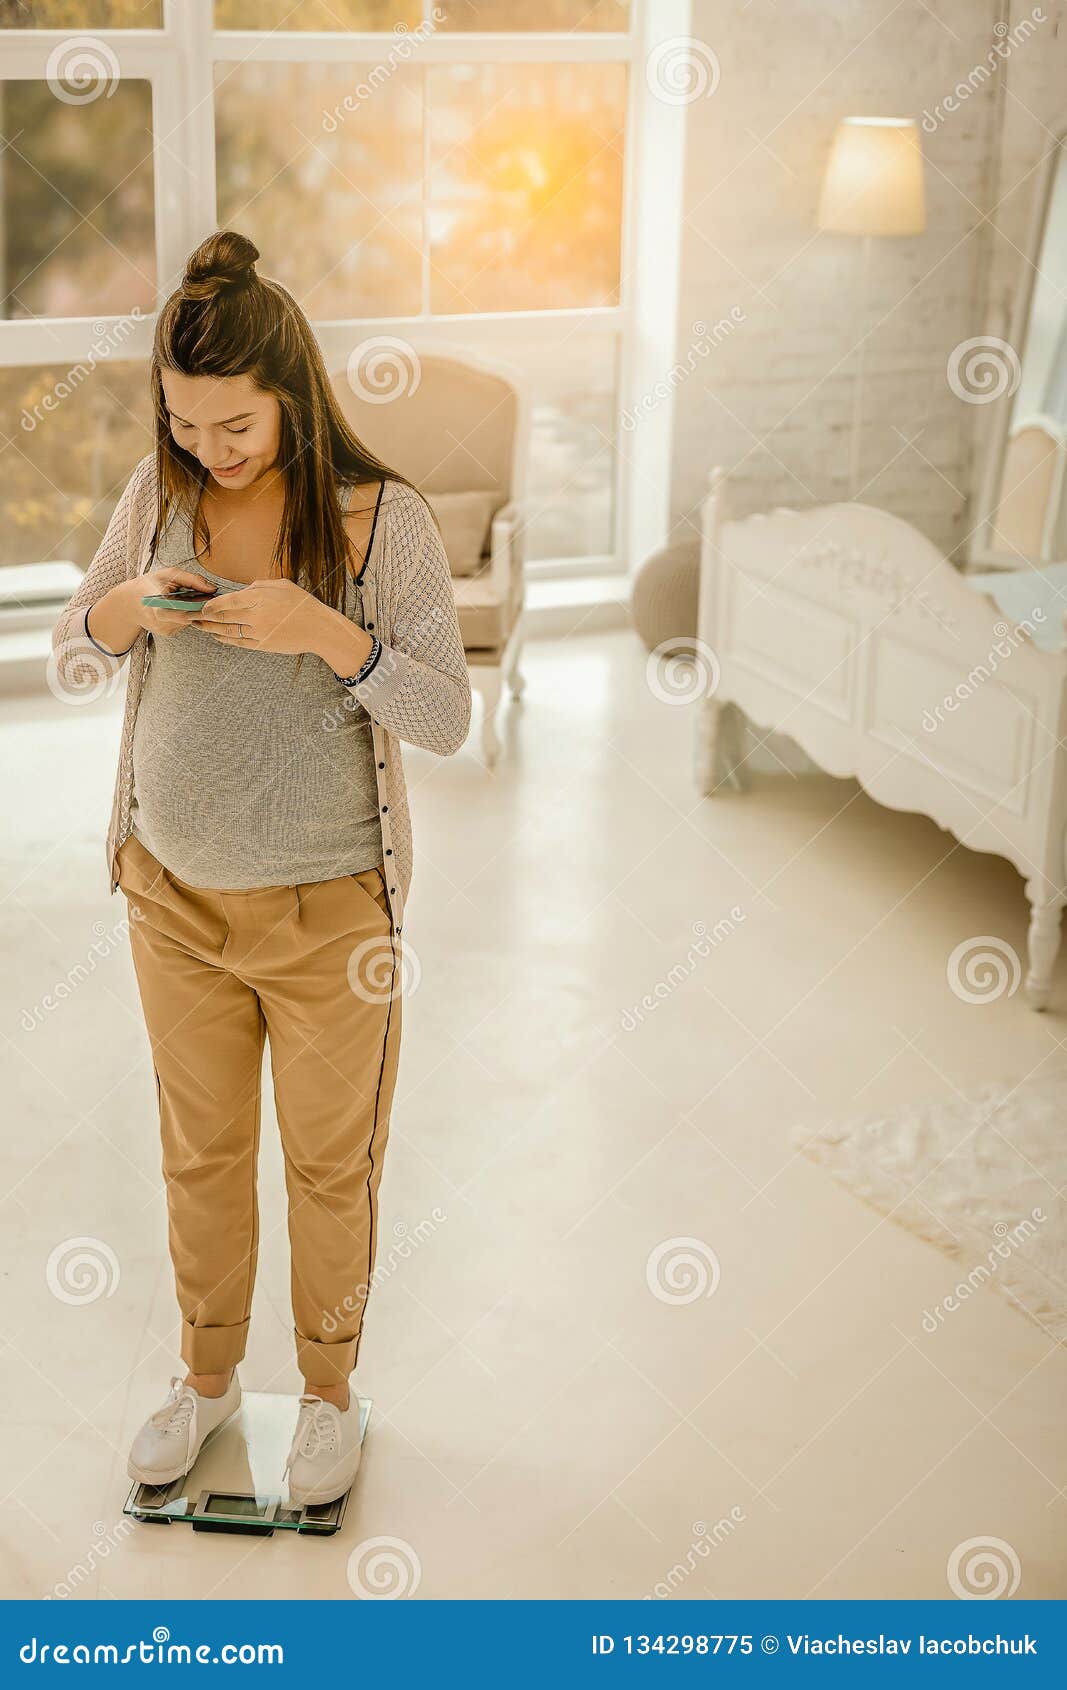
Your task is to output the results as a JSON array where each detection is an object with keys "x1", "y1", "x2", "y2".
[{"x1": 976, "y1": 137, "x2": 1067, "y2": 570}]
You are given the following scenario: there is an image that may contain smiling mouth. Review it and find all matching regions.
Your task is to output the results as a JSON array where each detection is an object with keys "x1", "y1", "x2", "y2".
[{"x1": 212, "y1": 460, "x2": 248, "y2": 476}]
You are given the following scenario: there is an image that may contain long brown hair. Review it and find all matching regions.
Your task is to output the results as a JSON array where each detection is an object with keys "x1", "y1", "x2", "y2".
[{"x1": 150, "y1": 229, "x2": 414, "y2": 613}]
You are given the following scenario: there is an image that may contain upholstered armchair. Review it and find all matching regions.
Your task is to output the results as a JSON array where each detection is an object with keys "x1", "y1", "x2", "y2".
[{"x1": 330, "y1": 352, "x2": 528, "y2": 768}]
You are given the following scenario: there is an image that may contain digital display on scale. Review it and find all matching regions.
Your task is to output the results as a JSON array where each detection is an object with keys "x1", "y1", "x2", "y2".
[{"x1": 203, "y1": 1494, "x2": 265, "y2": 1519}]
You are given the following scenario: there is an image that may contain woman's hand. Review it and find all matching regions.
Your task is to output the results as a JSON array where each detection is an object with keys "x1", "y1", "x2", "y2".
[
  {"x1": 190, "y1": 584, "x2": 328, "y2": 655},
  {"x1": 86, "y1": 567, "x2": 214, "y2": 655},
  {"x1": 134, "y1": 568, "x2": 218, "y2": 639},
  {"x1": 191, "y1": 577, "x2": 335, "y2": 656}
]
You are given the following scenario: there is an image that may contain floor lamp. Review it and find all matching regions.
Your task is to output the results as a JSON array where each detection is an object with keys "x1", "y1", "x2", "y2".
[{"x1": 817, "y1": 116, "x2": 926, "y2": 498}]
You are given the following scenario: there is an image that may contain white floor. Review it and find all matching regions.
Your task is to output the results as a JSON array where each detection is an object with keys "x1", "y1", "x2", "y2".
[{"x1": 2, "y1": 628, "x2": 1065, "y2": 1601}]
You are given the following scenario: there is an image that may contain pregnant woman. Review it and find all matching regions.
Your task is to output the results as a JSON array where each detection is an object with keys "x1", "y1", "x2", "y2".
[{"x1": 51, "y1": 231, "x2": 471, "y2": 1507}]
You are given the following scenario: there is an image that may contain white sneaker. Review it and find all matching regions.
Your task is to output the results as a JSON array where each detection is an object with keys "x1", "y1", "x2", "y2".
[
  {"x1": 285, "y1": 1393, "x2": 363, "y2": 1507},
  {"x1": 127, "y1": 1374, "x2": 241, "y2": 1487}
]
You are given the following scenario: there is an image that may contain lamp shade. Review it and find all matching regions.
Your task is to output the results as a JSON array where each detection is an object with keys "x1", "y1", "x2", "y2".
[{"x1": 817, "y1": 116, "x2": 926, "y2": 236}]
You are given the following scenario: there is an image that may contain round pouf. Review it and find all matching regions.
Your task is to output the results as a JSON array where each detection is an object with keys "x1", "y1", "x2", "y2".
[{"x1": 631, "y1": 538, "x2": 702, "y2": 655}]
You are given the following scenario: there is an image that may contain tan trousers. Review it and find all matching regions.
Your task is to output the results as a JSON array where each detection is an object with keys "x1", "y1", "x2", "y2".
[{"x1": 115, "y1": 833, "x2": 403, "y2": 1390}]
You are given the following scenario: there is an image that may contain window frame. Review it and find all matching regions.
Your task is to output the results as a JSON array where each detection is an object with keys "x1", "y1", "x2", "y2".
[{"x1": 0, "y1": 0, "x2": 648, "y2": 577}]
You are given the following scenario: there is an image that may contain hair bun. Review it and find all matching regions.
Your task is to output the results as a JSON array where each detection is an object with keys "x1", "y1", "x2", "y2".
[{"x1": 181, "y1": 230, "x2": 259, "y2": 302}]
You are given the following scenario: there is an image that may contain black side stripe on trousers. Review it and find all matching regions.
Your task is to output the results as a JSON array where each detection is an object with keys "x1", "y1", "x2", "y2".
[{"x1": 352, "y1": 928, "x2": 398, "y2": 1367}]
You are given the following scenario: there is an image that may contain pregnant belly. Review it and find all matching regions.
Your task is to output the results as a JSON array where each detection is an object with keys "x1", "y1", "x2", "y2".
[{"x1": 132, "y1": 691, "x2": 380, "y2": 866}]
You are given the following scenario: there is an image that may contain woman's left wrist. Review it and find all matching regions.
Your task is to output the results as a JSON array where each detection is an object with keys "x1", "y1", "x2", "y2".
[{"x1": 308, "y1": 601, "x2": 375, "y2": 675}]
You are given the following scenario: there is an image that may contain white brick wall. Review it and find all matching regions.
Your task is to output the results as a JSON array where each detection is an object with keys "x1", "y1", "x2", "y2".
[{"x1": 666, "y1": 0, "x2": 1066, "y2": 558}]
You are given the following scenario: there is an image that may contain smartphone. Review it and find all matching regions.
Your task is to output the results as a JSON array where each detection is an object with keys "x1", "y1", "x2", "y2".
[{"x1": 142, "y1": 584, "x2": 218, "y2": 611}]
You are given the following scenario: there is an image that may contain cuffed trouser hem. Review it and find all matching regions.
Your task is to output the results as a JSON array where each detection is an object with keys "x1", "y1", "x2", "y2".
[
  {"x1": 181, "y1": 1318, "x2": 250, "y2": 1375},
  {"x1": 296, "y1": 1329, "x2": 358, "y2": 1390}
]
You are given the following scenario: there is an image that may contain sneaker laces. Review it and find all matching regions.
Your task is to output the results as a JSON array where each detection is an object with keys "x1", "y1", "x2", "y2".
[
  {"x1": 292, "y1": 1395, "x2": 340, "y2": 1460},
  {"x1": 148, "y1": 1377, "x2": 197, "y2": 1442}
]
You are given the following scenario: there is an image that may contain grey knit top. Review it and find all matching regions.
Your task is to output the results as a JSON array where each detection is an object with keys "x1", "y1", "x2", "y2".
[{"x1": 129, "y1": 482, "x2": 383, "y2": 889}]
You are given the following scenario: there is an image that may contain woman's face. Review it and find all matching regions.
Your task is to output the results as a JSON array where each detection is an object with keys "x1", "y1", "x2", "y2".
[{"x1": 161, "y1": 370, "x2": 282, "y2": 492}]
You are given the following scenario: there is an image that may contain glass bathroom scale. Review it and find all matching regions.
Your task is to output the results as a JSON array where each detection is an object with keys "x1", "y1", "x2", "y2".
[{"x1": 123, "y1": 1391, "x2": 371, "y2": 1536}]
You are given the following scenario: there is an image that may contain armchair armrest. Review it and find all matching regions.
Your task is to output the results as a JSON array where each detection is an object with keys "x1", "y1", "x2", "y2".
[{"x1": 489, "y1": 499, "x2": 523, "y2": 602}]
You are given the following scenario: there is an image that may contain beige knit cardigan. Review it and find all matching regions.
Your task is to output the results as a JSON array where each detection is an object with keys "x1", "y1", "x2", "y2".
[{"x1": 50, "y1": 454, "x2": 472, "y2": 939}]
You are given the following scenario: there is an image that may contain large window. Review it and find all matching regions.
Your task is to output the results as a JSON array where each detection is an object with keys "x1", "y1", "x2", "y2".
[{"x1": 0, "y1": 0, "x2": 637, "y2": 573}]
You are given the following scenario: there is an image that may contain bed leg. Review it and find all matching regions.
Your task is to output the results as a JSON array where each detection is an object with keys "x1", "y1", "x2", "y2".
[
  {"x1": 697, "y1": 697, "x2": 749, "y2": 795},
  {"x1": 1023, "y1": 877, "x2": 1066, "y2": 1010}
]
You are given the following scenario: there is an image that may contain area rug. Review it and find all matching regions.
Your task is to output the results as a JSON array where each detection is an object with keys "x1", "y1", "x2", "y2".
[{"x1": 793, "y1": 1072, "x2": 1067, "y2": 1343}]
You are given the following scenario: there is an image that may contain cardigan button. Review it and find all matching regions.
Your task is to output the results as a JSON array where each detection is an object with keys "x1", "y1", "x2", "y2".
[
  {"x1": 385, "y1": 847, "x2": 392, "y2": 855},
  {"x1": 381, "y1": 805, "x2": 388, "y2": 813},
  {"x1": 378, "y1": 761, "x2": 385, "y2": 769}
]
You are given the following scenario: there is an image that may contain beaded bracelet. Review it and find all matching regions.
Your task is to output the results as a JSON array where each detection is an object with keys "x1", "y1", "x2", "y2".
[{"x1": 333, "y1": 634, "x2": 382, "y2": 689}]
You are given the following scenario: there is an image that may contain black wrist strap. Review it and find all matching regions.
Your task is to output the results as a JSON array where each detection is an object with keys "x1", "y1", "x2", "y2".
[{"x1": 84, "y1": 603, "x2": 134, "y2": 659}]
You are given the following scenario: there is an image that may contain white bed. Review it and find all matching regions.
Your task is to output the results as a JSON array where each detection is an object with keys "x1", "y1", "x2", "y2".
[{"x1": 695, "y1": 467, "x2": 1067, "y2": 1009}]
